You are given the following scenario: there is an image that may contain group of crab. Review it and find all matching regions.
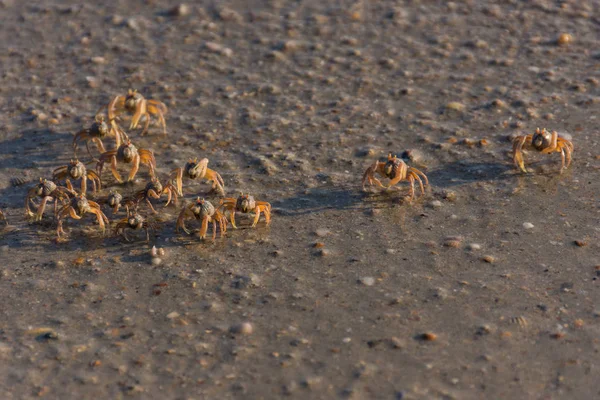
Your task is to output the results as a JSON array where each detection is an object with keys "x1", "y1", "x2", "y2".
[
  {"x1": 22, "y1": 89, "x2": 272, "y2": 242},
  {"x1": 362, "y1": 128, "x2": 573, "y2": 194}
]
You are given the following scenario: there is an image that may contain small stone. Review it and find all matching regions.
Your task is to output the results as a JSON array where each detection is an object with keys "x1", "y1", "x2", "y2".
[
  {"x1": 556, "y1": 33, "x2": 572, "y2": 46},
  {"x1": 482, "y1": 255, "x2": 495, "y2": 263},
  {"x1": 430, "y1": 200, "x2": 442, "y2": 208},
  {"x1": 230, "y1": 322, "x2": 253, "y2": 335},
  {"x1": 446, "y1": 101, "x2": 466, "y2": 112},
  {"x1": 166, "y1": 311, "x2": 180, "y2": 319},
  {"x1": 90, "y1": 56, "x2": 106, "y2": 65},
  {"x1": 168, "y1": 3, "x2": 190, "y2": 17},
  {"x1": 151, "y1": 257, "x2": 162, "y2": 266},
  {"x1": 523, "y1": 222, "x2": 534, "y2": 230},
  {"x1": 574, "y1": 240, "x2": 587, "y2": 247},
  {"x1": 317, "y1": 249, "x2": 330, "y2": 257},
  {"x1": 359, "y1": 277, "x2": 375, "y2": 286},
  {"x1": 315, "y1": 228, "x2": 330, "y2": 237},
  {"x1": 467, "y1": 243, "x2": 481, "y2": 251},
  {"x1": 443, "y1": 236, "x2": 463, "y2": 248},
  {"x1": 417, "y1": 332, "x2": 437, "y2": 341},
  {"x1": 389, "y1": 337, "x2": 405, "y2": 349}
]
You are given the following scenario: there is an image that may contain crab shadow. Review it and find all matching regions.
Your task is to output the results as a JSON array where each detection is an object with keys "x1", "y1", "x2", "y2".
[
  {"x1": 271, "y1": 186, "x2": 401, "y2": 217},
  {"x1": 426, "y1": 160, "x2": 515, "y2": 188}
]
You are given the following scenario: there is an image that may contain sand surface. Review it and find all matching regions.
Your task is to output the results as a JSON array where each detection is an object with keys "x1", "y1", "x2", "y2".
[{"x1": 1, "y1": 1, "x2": 599, "y2": 399}]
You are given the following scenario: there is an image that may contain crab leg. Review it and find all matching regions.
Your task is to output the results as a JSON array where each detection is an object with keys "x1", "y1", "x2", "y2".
[
  {"x1": 199, "y1": 216, "x2": 209, "y2": 239},
  {"x1": 128, "y1": 154, "x2": 140, "y2": 182},
  {"x1": 109, "y1": 156, "x2": 123, "y2": 183}
]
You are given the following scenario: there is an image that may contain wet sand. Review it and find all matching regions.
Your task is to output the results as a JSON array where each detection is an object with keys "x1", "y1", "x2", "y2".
[{"x1": 0, "y1": 1, "x2": 599, "y2": 399}]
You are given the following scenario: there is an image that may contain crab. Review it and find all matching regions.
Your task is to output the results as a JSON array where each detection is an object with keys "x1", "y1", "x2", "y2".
[
  {"x1": 134, "y1": 176, "x2": 179, "y2": 214},
  {"x1": 56, "y1": 194, "x2": 109, "y2": 238},
  {"x1": 53, "y1": 159, "x2": 102, "y2": 195},
  {"x1": 114, "y1": 211, "x2": 157, "y2": 242},
  {"x1": 107, "y1": 89, "x2": 167, "y2": 135},
  {"x1": 176, "y1": 198, "x2": 227, "y2": 240},
  {"x1": 73, "y1": 115, "x2": 129, "y2": 160},
  {"x1": 362, "y1": 153, "x2": 429, "y2": 200},
  {"x1": 25, "y1": 178, "x2": 74, "y2": 221},
  {"x1": 512, "y1": 128, "x2": 574, "y2": 173},
  {"x1": 219, "y1": 193, "x2": 271, "y2": 228},
  {"x1": 170, "y1": 158, "x2": 225, "y2": 196},
  {"x1": 96, "y1": 140, "x2": 156, "y2": 183}
]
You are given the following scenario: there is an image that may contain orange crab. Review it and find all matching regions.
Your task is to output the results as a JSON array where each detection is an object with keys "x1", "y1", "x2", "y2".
[
  {"x1": 107, "y1": 89, "x2": 167, "y2": 135},
  {"x1": 362, "y1": 153, "x2": 429, "y2": 200},
  {"x1": 73, "y1": 115, "x2": 129, "y2": 160},
  {"x1": 96, "y1": 141, "x2": 156, "y2": 183},
  {"x1": 219, "y1": 193, "x2": 271, "y2": 228},
  {"x1": 114, "y1": 210, "x2": 157, "y2": 242},
  {"x1": 56, "y1": 194, "x2": 109, "y2": 238},
  {"x1": 176, "y1": 198, "x2": 227, "y2": 240},
  {"x1": 512, "y1": 128, "x2": 574, "y2": 173},
  {"x1": 170, "y1": 158, "x2": 225, "y2": 196},
  {"x1": 25, "y1": 178, "x2": 74, "y2": 221},
  {"x1": 53, "y1": 159, "x2": 101, "y2": 195}
]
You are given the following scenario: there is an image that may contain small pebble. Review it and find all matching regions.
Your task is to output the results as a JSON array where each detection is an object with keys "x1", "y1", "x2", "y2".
[
  {"x1": 522, "y1": 222, "x2": 534, "y2": 230},
  {"x1": 430, "y1": 200, "x2": 443, "y2": 208},
  {"x1": 482, "y1": 255, "x2": 495, "y2": 263},
  {"x1": 230, "y1": 322, "x2": 253, "y2": 335},
  {"x1": 418, "y1": 332, "x2": 437, "y2": 341},
  {"x1": 315, "y1": 228, "x2": 330, "y2": 237},
  {"x1": 169, "y1": 3, "x2": 190, "y2": 17},
  {"x1": 574, "y1": 240, "x2": 587, "y2": 247},
  {"x1": 359, "y1": 277, "x2": 375, "y2": 286},
  {"x1": 467, "y1": 243, "x2": 481, "y2": 251},
  {"x1": 317, "y1": 249, "x2": 330, "y2": 257},
  {"x1": 166, "y1": 311, "x2": 180, "y2": 319},
  {"x1": 556, "y1": 33, "x2": 572, "y2": 46},
  {"x1": 151, "y1": 257, "x2": 162, "y2": 266}
]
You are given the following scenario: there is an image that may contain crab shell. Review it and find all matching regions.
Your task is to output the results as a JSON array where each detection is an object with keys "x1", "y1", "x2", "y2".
[
  {"x1": 72, "y1": 195, "x2": 90, "y2": 214},
  {"x1": 128, "y1": 214, "x2": 145, "y2": 229},
  {"x1": 532, "y1": 129, "x2": 552, "y2": 151},
  {"x1": 191, "y1": 199, "x2": 215, "y2": 219},
  {"x1": 92, "y1": 117, "x2": 110, "y2": 138},
  {"x1": 108, "y1": 191, "x2": 122, "y2": 207},
  {"x1": 383, "y1": 157, "x2": 403, "y2": 179},
  {"x1": 118, "y1": 143, "x2": 137, "y2": 163},
  {"x1": 236, "y1": 195, "x2": 256, "y2": 213},
  {"x1": 125, "y1": 90, "x2": 143, "y2": 112},
  {"x1": 37, "y1": 179, "x2": 57, "y2": 197},
  {"x1": 184, "y1": 161, "x2": 201, "y2": 179},
  {"x1": 68, "y1": 161, "x2": 86, "y2": 180},
  {"x1": 146, "y1": 178, "x2": 163, "y2": 193}
]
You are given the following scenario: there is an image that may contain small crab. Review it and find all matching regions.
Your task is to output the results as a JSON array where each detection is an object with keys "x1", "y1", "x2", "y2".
[
  {"x1": 362, "y1": 153, "x2": 429, "y2": 200},
  {"x1": 134, "y1": 176, "x2": 179, "y2": 214},
  {"x1": 73, "y1": 115, "x2": 129, "y2": 160},
  {"x1": 512, "y1": 128, "x2": 574, "y2": 173},
  {"x1": 219, "y1": 193, "x2": 271, "y2": 228},
  {"x1": 53, "y1": 159, "x2": 102, "y2": 195},
  {"x1": 107, "y1": 190, "x2": 124, "y2": 213},
  {"x1": 114, "y1": 211, "x2": 157, "y2": 242},
  {"x1": 170, "y1": 158, "x2": 225, "y2": 196},
  {"x1": 56, "y1": 194, "x2": 109, "y2": 238},
  {"x1": 97, "y1": 140, "x2": 156, "y2": 183},
  {"x1": 25, "y1": 178, "x2": 73, "y2": 221},
  {"x1": 107, "y1": 89, "x2": 167, "y2": 135},
  {"x1": 176, "y1": 198, "x2": 227, "y2": 240}
]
